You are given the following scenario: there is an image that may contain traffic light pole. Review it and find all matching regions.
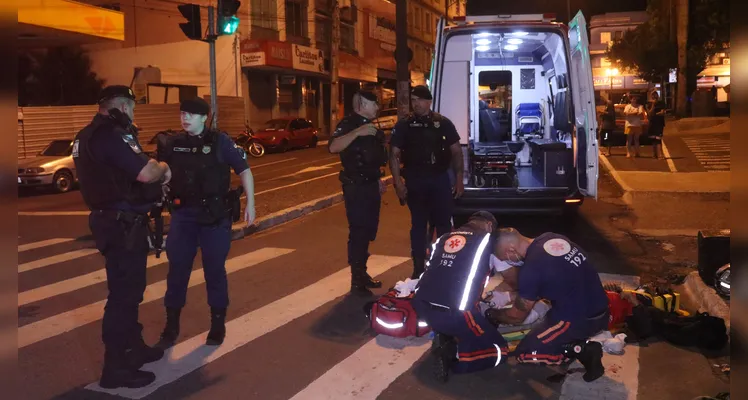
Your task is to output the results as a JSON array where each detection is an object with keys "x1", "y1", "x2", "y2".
[
  {"x1": 395, "y1": 0, "x2": 409, "y2": 121},
  {"x1": 208, "y1": 6, "x2": 219, "y2": 129}
]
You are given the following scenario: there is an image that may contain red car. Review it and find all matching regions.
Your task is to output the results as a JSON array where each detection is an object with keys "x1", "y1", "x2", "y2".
[{"x1": 252, "y1": 118, "x2": 319, "y2": 152}]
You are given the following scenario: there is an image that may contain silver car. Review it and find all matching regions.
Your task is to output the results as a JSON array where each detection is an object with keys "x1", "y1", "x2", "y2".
[{"x1": 18, "y1": 139, "x2": 77, "y2": 193}]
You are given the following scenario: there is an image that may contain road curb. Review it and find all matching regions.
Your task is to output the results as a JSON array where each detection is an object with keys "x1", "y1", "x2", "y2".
[
  {"x1": 229, "y1": 176, "x2": 394, "y2": 240},
  {"x1": 598, "y1": 154, "x2": 730, "y2": 205},
  {"x1": 680, "y1": 271, "x2": 730, "y2": 333}
]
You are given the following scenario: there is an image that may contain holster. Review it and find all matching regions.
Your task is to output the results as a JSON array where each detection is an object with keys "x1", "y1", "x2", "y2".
[
  {"x1": 197, "y1": 195, "x2": 229, "y2": 226},
  {"x1": 114, "y1": 210, "x2": 149, "y2": 251}
]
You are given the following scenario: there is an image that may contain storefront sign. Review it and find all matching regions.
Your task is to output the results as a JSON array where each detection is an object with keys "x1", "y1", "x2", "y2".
[
  {"x1": 339, "y1": 52, "x2": 378, "y2": 83},
  {"x1": 240, "y1": 39, "x2": 293, "y2": 69},
  {"x1": 369, "y1": 15, "x2": 396, "y2": 45},
  {"x1": 593, "y1": 76, "x2": 624, "y2": 89},
  {"x1": 292, "y1": 44, "x2": 325, "y2": 74}
]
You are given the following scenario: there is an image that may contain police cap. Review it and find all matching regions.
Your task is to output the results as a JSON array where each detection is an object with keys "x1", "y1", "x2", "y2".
[
  {"x1": 98, "y1": 85, "x2": 136, "y2": 105},
  {"x1": 411, "y1": 85, "x2": 433, "y2": 100},
  {"x1": 180, "y1": 97, "x2": 210, "y2": 115},
  {"x1": 356, "y1": 90, "x2": 379, "y2": 104},
  {"x1": 468, "y1": 210, "x2": 498, "y2": 229}
]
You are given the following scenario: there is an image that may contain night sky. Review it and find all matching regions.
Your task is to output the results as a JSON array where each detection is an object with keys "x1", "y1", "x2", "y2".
[{"x1": 466, "y1": 0, "x2": 650, "y2": 22}]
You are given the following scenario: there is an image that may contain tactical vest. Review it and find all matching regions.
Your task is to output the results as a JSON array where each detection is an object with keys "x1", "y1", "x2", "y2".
[
  {"x1": 73, "y1": 114, "x2": 161, "y2": 211},
  {"x1": 159, "y1": 130, "x2": 231, "y2": 207},
  {"x1": 413, "y1": 229, "x2": 493, "y2": 310},
  {"x1": 338, "y1": 115, "x2": 388, "y2": 181},
  {"x1": 401, "y1": 112, "x2": 451, "y2": 173}
]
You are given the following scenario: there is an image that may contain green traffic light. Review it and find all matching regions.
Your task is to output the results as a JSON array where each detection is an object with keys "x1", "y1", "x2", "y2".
[{"x1": 221, "y1": 15, "x2": 239, "y2": 34}]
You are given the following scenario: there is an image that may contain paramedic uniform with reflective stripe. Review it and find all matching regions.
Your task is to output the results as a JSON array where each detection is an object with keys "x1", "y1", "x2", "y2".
[
  {"x1": 412, "y1": 230, "x2": 509, "y2": 373},
  {"x1": 514, "y1": 233, "x2": 610, "y2": 364}
]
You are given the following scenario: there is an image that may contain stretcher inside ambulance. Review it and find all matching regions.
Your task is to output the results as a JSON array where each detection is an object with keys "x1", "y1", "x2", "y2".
[{"x1": 429, "y1": 12, "x2": 599, "y2": 217}]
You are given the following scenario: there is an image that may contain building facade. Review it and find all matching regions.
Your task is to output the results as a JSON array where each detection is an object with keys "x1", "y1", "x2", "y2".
[
  {"x1": 588, "y1": 11, "x2": 651, "y2": 104},
  {"x1": 32, "y1": 0, "x2": 464, "y2": 135}
]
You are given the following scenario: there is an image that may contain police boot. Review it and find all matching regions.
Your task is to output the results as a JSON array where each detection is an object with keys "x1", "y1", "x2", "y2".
[
  {"x1": 156, "y1": 307, "x2": 181, "y2": 349},
  {"x1": 411, "y1": 258, "x2": 425, "y2": 280},
  {"x1": 350, "y1": 272, "x2": 374, "y2": 296},
  {"x1": 99, "y1": 349, "x2": 156, "y2": 389},
  {"x1": 358, "y1": 256, "x2": 382, "y2": 288},
  {"x1": 206, "y1": 307, "x2": 227, "y2": 346},
  {"x1": 127, "y1": 336, "x2": 165, "y2": 369},
  {"x1": 431, "y1": 333, "x2": 457, "y2": 383},
  {"x1": 564, "y1": 341, "x2": 605, "y2": 382}
]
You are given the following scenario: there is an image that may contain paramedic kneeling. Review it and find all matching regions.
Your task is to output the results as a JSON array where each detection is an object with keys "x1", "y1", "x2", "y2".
[
  {"x1": 412, "y1": 211, "x2": 507, "y2": 382},
  {"x1": 486, "y1": 228, "x2": 609, "y2": 382}
]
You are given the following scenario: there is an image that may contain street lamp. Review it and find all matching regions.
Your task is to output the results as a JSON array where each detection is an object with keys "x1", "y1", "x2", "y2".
[{"x1": 606, "y1": 68, "x2": 619, "y2": 92}]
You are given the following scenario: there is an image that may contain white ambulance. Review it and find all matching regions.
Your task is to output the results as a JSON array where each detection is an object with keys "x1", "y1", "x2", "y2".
[{"x1": 429, "y1": 12, "x2": 598, "y2": 218}]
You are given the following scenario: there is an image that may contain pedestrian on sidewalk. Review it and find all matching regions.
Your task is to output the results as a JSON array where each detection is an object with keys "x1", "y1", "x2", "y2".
[
  {"x1": 598, "y1": 98, "x2": 616, "y2": 156},
  {"x1": 73, "y1": 85, "x2": 170, "y2": 388},
  {"x1": 623, "y1": 95, "x2": 645, "y2": 158},
  {"x1": 156, "y1": 97, "x2": 256, "y2": 349},
  {"x1": 647, "y1": 91, "x2": 667, "y2": 159},
  {"x1": 328, "y1": 90, "x2": 388, "y2": 295}
]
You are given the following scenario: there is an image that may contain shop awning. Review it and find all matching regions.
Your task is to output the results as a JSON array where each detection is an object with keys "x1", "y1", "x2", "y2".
[
  {"x1": 698, "y1": 64, "x2": 730, "y2": 77},
  {"x1": 19, "y1": 0, "x2": 125, "y2": 43}
]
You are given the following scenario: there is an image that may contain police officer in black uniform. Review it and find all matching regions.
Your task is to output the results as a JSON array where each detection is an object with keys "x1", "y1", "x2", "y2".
[
  {"x1": 156, "y1": 97, "x2": 256, "y2": 349},
  {"x1": 73, "y1": 85, "x2": 170, "y2": 389},
  {"x1": 389, "y1": 85, "x2": 465, "y2": 279},
  {"x1": 328, "y1": 90, "x2": 388, "y2": 295}
]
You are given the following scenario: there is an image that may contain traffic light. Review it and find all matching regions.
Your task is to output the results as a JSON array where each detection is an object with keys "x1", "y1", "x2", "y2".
[
  {"x1": 178, "y1": 3, "x2": 202, "y2": 40},
  {"x1": 217, "y1": 0, "x2": 241, "y2": 35}
]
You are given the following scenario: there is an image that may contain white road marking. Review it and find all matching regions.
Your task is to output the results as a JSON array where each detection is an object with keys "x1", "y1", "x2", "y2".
[
  {"x1": 18, "y1": 238, "x2": 73, "y2": 252},
  {"x1": 19, "y1": 254, "x2": 170, "y2": 306},
  {"x1": 18, "y1": 248, "x2": 295, "y2": 349},
  {"x1": 18, "y1": 211, "x2": 91, "y2": 216},
  {"x1": 661, "y1": 140, "x2": 677, "y2": 172},
  {"x1": 250, "y1": 158, "x2": 297, "y2": 168},
  {"x1": 18, "y1": 248, "x2": 100, "y2": 273},
  {"x1": 255, "y1": 171, "x2": 341, "y2": 196},
  {"x1": 84, "y1": 254, "x2": 410, "y2": 399},
  {"x1": 265, "y1": 161, "x2": 341, "y2": 182},
  {"x1": 289, "y1": 335, "x2": 432, "y2": 400}
]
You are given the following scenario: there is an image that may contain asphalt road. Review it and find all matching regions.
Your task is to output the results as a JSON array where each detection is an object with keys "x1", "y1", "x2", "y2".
[
  {"x1": 17, "y1": 169, "x2": 730, "y2": 400},
  {"x1": 17, "y1": 144, "x2": 343, "y2": 242}
]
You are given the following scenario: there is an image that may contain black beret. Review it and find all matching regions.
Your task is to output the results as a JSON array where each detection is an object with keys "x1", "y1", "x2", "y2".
[
  {"x1": 357, "y1": 90, "x2": 379, "y2": 103},
  {"x1": 469, "y1": 211, "x2": 498, "y2": 228},
  {"x1": 411, "y1": 85, "x2": 433, "y2": 100},
  {"x1": 180, "y1": 97, "x2": 210, "y2": 115},
  {"x1": 98, "y1": 85, "x2": 135, "y2": 104}
]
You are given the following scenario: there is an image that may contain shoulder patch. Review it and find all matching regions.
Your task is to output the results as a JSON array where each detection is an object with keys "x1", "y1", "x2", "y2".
[
  {"x1": 543, "y1": 238, "x2": 571, "y2": 257},
  {"x1": 443, "y1": 235, "x2": 467, "y2": 254}
]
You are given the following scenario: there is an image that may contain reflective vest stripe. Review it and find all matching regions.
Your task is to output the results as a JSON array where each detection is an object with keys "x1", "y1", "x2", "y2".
[{"x1": 458, "y1": 233, "x2": 491, "y2": 311}]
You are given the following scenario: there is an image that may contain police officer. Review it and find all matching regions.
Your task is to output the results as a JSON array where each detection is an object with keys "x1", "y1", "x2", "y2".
[
  {"x1": 328, "y1": 90, "x2": 388, "y2": 295},
  {"x1": 156, "y1": 97, "x2": 256, "y2": 348},
  {"x1": 389, "y1": 85, "x2": 464, "y2": 279},
  {"x1": 73, "y1": 85, "x2": 170, "y2": 388},
  {"x1": 487, "y1": 228, "x2": 608, "y2": 382},
  {"x1": 412, "y1": 211, "x2": 506, "y2": 382}
]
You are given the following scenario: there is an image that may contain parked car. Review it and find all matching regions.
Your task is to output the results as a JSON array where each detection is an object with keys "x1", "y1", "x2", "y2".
[
  {"x1": 251, "y1": 118, "x2": 319, "y2": 152},
  {"x1": 372, "y1": 108, "x2": 398, "y2": 132},
  {"x1": 18, "y1": 139, "x2": 77, "y2": 193}
]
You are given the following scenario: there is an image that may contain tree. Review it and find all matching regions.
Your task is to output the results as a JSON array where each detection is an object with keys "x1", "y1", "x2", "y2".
[
  {"x1": 606, "y1": 0, "x2": 676, "y2": 85},
  {"x1": 607, "y1": 0, "x2": 729, "y2": 113},
  {"x1": 18, "y1": 47, "x2": 105, "y2": 107}
]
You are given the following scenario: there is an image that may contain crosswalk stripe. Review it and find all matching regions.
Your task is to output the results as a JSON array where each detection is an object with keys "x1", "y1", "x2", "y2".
[
  {"x1": 18, "y1": 247, "x2": 295, "y2": 349},
  {"x1": 84, "y1": 254, "x2": 410, "y2": 399},
  {"x1": 18, "y1": 238, "x2": 74, "y2": 252},
  {"x1": 18, "y1": 248, "x2": 100, "y2": 273},
  {"x1": 18, "y1": 254, "x2": 170, "y2": 306},
  {"x1": 289, "y1": 335, "x2": 431, "y2": 400}
]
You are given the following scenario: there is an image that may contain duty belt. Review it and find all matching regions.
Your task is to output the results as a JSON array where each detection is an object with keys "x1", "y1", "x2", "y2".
[
  {"x1": 339, "y1": 170, "x2": 380, "y2": 185},
  {"x1": 94, "y1": 209, "x2": 150, "y2": 251}
]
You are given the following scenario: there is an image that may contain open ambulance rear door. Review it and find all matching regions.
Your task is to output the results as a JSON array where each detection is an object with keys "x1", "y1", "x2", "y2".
[{"x1": 568, "y1": 11, "x2": 599, "y2": 199}]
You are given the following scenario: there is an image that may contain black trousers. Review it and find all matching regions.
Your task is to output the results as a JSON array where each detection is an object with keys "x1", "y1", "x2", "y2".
[
  {"x1": 89, "y1": 211, "x2": 149, "y2": 356},
  {"x1": 342, "y1": 180, "x2": 381, "y2": 272}
]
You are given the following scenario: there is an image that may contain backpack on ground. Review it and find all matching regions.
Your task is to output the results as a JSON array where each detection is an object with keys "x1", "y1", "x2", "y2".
[{"x1": 364, "y1": 289, "x2": 431, "y2": 338}]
